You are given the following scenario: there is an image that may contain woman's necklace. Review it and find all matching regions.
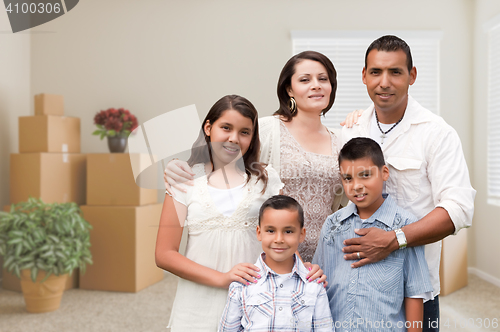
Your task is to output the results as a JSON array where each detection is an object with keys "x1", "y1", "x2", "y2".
[{"x1": 375, "y1": 110, "x2": 404, "y2": 144}]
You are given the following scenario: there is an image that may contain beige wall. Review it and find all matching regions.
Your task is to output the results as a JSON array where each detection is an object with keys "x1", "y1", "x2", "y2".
[
  {"x1": 0, "y1": 10, "x2": 30, "y2": 206},
  {"x1": 29, "y1": 0, "x2": 474, "y2": 156},
  {"x1": 0, "y1": 9, "x2": 31, "y2": 279},
  {"x1": 4, "y1": 0, "x2": 494, "y2": 280},
  {"x1": 470, "y1": 0, "x2": 500, "y2": 283}
]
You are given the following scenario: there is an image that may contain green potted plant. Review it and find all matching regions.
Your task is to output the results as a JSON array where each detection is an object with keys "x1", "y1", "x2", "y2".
[
  {"x1": 0, "y1": 198, "x2": 92, "y2": 313},
  {"x1": 92, "y1": 107, "x2": 139, "y2": 153}
]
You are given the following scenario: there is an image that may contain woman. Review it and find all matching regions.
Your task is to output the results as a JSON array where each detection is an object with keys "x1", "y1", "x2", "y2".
[
  {"x1": 259, "y1": 51, "x2": 344, "y2": 261},
  {"x1": 165, "y1": 51, "x2": 344, "y2": 262}
]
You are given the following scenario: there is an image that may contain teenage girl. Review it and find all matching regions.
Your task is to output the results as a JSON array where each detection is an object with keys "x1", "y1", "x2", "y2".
[{"x1": 155, "y1": 95, "x2": 284, "y2": 331}]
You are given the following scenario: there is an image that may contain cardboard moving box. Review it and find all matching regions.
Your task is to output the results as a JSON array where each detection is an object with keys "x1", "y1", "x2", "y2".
[
  {"x1": 79, "y1": 204, "x2": 164, "y2": 292},
  {"x1": 10, "y1": 153, "x2": 86, "y2": 205},
  {"x1": 87, "y1": 153, "x2": 157, "y2": 206},
  {"x1": 19, "y1": 115, "x2": 80, "y2": 153},
  {"x1": 440, "y1": 229, "x2": 468, "y2": 296},
  {"x1": 34, "y1": 93, "x2": 64, "y2": 116}
]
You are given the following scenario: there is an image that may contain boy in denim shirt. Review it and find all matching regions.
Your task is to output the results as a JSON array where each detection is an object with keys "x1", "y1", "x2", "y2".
[
  {"x1": 219, "y1": 195, "x2": 334, "y2": 331},
  {"x1": 313, "y1": 138, "x2": 433, "y2": 332}
]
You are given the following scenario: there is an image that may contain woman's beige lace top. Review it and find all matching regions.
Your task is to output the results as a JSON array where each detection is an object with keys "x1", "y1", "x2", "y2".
[{"x1": 279, "y1": 120, "x2": 342, "y2": 262}]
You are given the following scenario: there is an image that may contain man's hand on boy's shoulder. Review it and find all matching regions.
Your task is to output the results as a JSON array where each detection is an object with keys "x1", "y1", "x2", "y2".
[{"x1": 342, "y1": 227, "x2": 399, "y2": 268}]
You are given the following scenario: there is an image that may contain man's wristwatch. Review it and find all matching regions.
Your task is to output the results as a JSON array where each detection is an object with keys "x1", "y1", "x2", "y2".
[{"x1": 394, "y1": 228, "x2": 407, "y2": 249}]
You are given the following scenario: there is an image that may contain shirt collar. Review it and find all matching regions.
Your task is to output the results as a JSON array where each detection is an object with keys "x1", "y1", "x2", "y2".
[
  {"x1": 335, "y1": 201, "x2": 358, "y2": 222},
  {"x1": 336, "y1": 194, "x2": 398, "y2": 228},
  {"x1": 399, "y1": 95, "x2": 435, "y2": 126},
  {"x1": 255, "y1": 252, "x2": 309, "y2": 285}
]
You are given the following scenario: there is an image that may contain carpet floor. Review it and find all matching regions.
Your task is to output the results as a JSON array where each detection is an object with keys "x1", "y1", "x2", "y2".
[{"x1": 0, "y1": 273, "x2": 498, "y2": 332}]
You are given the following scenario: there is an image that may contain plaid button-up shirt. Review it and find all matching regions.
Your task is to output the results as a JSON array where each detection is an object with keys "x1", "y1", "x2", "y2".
[{"x1": 218, "y1": 253, "x2": 334, "y2": 332}]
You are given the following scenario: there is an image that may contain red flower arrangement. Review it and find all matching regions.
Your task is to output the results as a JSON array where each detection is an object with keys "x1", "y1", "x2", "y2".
[{"x1": 92, "y1": 108, "x2": 138, "y2": 140}]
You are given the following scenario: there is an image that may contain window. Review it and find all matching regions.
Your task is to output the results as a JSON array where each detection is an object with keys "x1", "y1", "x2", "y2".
[
  {"x1": 291, "y1": 31, "x2": 441, "y2": 129},
  {"x1": 485, "y1": 16, "x2": 500, "y2": 206}
]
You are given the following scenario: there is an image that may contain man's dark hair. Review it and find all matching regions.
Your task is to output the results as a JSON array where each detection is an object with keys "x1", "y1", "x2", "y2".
[
  {"x1": 258, "y1": 195, "x2": 304, "y2": 228},
  {"x1": 338, "y1": 138, "x2": 386, "y2": 169},
  {"x1": 365, "y1": 35, "x2": 413, "y2": 73}
]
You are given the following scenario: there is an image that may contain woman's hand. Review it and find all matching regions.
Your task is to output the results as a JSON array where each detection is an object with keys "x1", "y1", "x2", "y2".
[
  {"x1": 221, "y1": 263, "x2": 261, "y2": 288},
  {"x1": 303, "y1": 262, "x2": 328, "y2": 288},
  {"x1": 164, "y1": 159, "x2": 195, "y2": 196},
  {"x1": 340, "y1": 109, "x2": 364, "y2": 128}
]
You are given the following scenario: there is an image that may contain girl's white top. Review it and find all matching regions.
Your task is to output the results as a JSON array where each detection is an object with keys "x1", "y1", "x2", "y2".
[
  {"x1": 206, "y1": 182, "x2": 245, "y2": 217},
  {"x1": 168, "y1": 163, "x2": 283, "y2": 332}
]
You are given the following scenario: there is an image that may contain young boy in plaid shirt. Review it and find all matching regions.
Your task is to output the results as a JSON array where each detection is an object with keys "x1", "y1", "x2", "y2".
[{"x1": 218, "y1": 195, "x2": 334, "y2": 332}]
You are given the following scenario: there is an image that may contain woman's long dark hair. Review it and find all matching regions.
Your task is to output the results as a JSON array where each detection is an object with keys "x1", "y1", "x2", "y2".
[
  {"x1": 275, "y1": 51, "x2": 337, "y2": 122},
  {"x1": 187, "y1": 95, "x2": 268, "y2": 191}
]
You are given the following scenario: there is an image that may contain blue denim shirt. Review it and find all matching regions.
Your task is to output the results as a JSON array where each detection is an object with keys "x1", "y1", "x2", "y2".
[{"x1": 313, "y1": 195, "x2": 433, "y2": 332}]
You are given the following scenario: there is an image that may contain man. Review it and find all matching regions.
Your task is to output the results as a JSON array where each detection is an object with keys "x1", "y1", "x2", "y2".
[{"x1": 340, "y1": 35, "x2": 476, "y2": 332}]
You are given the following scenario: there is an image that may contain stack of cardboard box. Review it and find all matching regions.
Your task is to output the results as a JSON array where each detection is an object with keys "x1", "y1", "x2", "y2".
[
  {"x1": 4, "y1": 93, "x2": 86, "y2": 291},
  {"x1": 440, "y1": 229, "x2": 469, "y2": 296},
  {"x1": 79, "y1": 153, "x2": 164, "y2": 292}
]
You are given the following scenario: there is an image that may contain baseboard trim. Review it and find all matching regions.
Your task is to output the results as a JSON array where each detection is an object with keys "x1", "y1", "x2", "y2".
[{"x1": 468, "y1": 267, "x2": 500, "y2": 288}]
